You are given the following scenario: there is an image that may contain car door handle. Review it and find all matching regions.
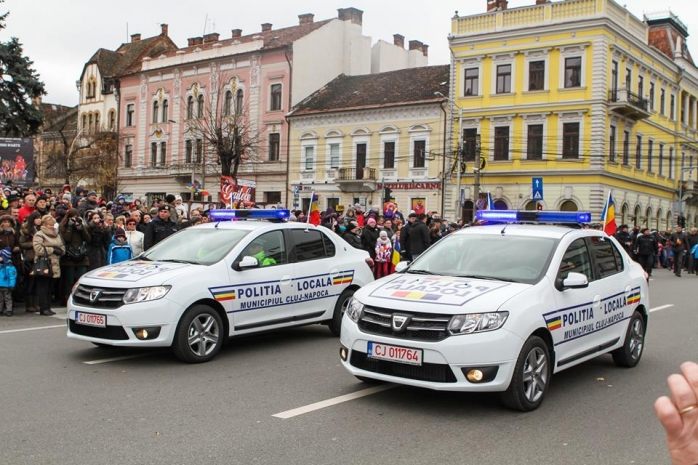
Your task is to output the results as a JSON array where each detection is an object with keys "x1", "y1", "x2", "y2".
[{"x1": 280, "y1": 276, "x2": 292, "y2": 285}]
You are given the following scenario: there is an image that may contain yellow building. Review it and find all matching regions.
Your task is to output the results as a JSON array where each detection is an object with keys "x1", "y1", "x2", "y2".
[
  {"x1": 448, "y1": 0, "x2": 698, "y2": 229},
  {"x1": 287, "y1": 66, "x2": 449, "y2": 216}
]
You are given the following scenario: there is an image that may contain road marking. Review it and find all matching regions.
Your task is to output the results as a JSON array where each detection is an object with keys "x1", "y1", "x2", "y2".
[
  {"x1": 0, "y1": 324, "x2": 65, "y2": 335},
  {"x1": 650, "y1": 304, "x2": 674, "y2": 313},
  {"x1": 83, "y1": 353, "x2": 162, "y2": 365},
  {"x1": 272, "y1": 384, "x2": 396, "y2": 419}
]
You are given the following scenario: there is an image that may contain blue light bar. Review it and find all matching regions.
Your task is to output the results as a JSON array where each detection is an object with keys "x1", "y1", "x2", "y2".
[
  {"x1": 476, "y1": 210, "x2": 592, "y2": 224},
  {"x1": 209, "y1": 209, "x2": 290, "y2": 221}
]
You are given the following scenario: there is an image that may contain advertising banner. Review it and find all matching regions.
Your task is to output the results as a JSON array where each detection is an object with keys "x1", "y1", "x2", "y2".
[
  {"x1": 220, "y1": 176, "x2": 256, "y2": 208},
  {"x1": 0, "y1": 137, "x2": 34, "y2": 187}
]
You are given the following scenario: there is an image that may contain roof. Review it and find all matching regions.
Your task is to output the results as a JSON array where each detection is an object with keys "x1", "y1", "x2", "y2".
[
  {"x1": 455, "y1": 224, "x2": 588, "y2": 240},
  {"x1": 289, "y1": 65, "x2": 451, "y2": 116},
  {"x1": 648, "y1": 19, "x2": 694, "y2": 66},
  {"x1": 82, "y1": 34, "x2": 179, "y2": 80}
]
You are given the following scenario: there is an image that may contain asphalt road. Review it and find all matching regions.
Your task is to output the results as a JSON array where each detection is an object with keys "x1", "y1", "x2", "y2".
[{"x1": 0, "y1": 269, "x2": 694, "y2": 465}]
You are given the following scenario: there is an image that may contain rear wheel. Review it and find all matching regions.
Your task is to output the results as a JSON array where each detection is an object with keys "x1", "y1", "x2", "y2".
[
  {"x1": 612, "y1": 311, "x2": 645, "y2": 368},
  {"x1": 172, "y1": 305, "x2": 224, "y2": 363},
  {"x1": 501, "y1": 336, "x2": 551, "y2": 412},
  {"x1": 328, "y1": 288, "x2": 355, "y2": 337}
]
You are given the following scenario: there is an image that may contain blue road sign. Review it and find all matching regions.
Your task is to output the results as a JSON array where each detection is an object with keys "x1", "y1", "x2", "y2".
[{"x1": 532, "y1": 177, "x2": 544, "y2": 201}]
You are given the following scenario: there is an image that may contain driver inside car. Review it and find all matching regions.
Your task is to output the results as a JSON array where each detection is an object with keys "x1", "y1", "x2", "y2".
[{"x1": 245, "y1": 241, "x2": 276, "y2": 267}]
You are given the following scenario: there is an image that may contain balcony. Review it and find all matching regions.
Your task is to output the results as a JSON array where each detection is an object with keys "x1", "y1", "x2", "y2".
[
  {"x1": 335, "y1": 167, "x2": 377, "y2": 193},
  {"x1": 608, "y1": 89, "x2": 650, "y2": 121}
]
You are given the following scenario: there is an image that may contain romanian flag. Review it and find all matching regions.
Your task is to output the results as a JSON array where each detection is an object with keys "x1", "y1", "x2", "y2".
[
  {"x1": 392, "y1": 236, "x2": 401, "y2": 267},
  {"x1": 627, "y1": 289, "x2": 641, "y2": 305},
  {"x1": 391, "y1": 290, "x2": 441, "y2": 301},
  {"x1": 332, "y1": 271, "x2": 354, "y2": 285},
  {"x1": 601, "y1": 191, "x2": 617, "y2": 236},
  {"x1": 308, "y1": 192, "x2": 321, "y2": 226},
  {"x1": 545, "y1": 316, "x2": 562, "y2": 331},
  {"x1": 210, "y1": 288, "x2": 236, "y2": 302},
  {"x1": 487, "y1": 192, "x2": 495, "y2": 210}
]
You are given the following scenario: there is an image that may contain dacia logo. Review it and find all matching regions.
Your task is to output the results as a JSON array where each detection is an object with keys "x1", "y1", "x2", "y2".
[
  {"x1": 391, "y1": 314, "x2": 410, "y2": 333},
  {"x1": 90, "y1": 290, "x2": 101, "y2": 303}
]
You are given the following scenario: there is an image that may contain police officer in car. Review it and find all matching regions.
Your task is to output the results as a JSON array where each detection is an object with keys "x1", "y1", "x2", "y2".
[{"x1": 246, "y1": 241, "x2": 276, "y2": 267}]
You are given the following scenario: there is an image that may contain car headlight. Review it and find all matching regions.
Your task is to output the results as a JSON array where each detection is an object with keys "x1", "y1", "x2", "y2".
[
  {"x1": 345, "y1": 298, "x2": 364, "y2": 322},
  {"x1": 448, "y1": 312, "x2": 509, "y2": 335},
  {"x1": 122, "y1": 286, "x2": 171, "y2": 304}
]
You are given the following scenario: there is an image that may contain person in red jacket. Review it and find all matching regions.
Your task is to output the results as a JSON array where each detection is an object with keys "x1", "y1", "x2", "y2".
[{"x1": 17, "y1": 194, "x2": 36, "y2": 224}]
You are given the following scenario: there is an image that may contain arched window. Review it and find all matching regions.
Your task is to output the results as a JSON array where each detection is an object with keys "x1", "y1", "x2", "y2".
[
  {"x1": 186, "y1": 96, "x2": 194, "y2": 120},
  {"x1": 162, "y1": 99, "x2": 169, "y2": 122},
  {"x1": 82, "y1": 114, "x2": 87, "y2": 130},
  {"x1": 633, "y1": 205, "x2": 641, "y2": 227},
  {"x1": 494, "y1": 200, "x2": 508, "y2": 210},
  {"x1": 224, "y1": 91, "x2": 232, "y2": 116},
  {"x1": 108, "y1": 110, "x2": 116, "y2": 131},
  {"x1": 94, "y1": 112, "x2": 100, "y2": 131},
  {"x1": 88, "y1": 113, "x2": 93, "y2": 132},
  {"x1": 560, "y1": 200, "x2": 578, "y2": 211},
  {"x1": 235, "y1": 89, "x2": 244, "y2": 114},
  {"x1": 524, "y1": 200, "x2": 537, "y2": 211},
  {"x1": 621, "y1": 204, "x2": 629, "y2": 225},
  {"x1": 152, "y1": 101, "x2": 159, "y2": 124},
  {"x1": 197, "y1": 94, "x2": 204, "y2": 118}
]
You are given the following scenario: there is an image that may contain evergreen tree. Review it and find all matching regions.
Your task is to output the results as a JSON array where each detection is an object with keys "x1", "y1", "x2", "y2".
[{"x1": 0, "y1": 1, "x2": 46, "y2": 137}]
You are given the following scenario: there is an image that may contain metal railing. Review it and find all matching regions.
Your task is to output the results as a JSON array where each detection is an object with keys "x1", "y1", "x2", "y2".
[
  {"x1": 609, "y1": 89, "x2": 649, "y2": 112},
  {"x1": 337, "y1": 167, "x2": 377, "y2": 181}
]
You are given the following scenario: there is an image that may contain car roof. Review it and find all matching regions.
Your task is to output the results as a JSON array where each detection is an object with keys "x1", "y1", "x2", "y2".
[
  {"x1": 453, "y1": 224, "x2": 604, "y2": 240},
  {"x1": 192, "y1": 221, "x2": 326, "y2": 232}
]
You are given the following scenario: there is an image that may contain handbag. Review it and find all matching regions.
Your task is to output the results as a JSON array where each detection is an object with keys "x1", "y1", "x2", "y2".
[
  {"x1": 66, "y1": 243, "x2": 88, "y2": 261},
  {"x1": 30, "y1": 251, "x2": 53, "y2": 277}
]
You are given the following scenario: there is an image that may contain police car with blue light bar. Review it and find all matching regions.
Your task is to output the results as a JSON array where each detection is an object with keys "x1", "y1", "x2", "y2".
[
  {"x1": 339, "y1": 210, "x2": 650, "y2": 411},
  {"x1": 67, "y1": 210, "x2": 374, "y2": 363}
]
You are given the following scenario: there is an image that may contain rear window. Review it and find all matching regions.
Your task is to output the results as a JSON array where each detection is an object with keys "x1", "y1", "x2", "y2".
[{"x1": 589, "y1": 236, "x2": 624, "y2": 278}]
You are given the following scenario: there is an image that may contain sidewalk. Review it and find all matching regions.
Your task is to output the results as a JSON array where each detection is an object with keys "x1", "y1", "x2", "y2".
[{"x1": 1, "y1": 302, "x2": 68, "y2": 319}]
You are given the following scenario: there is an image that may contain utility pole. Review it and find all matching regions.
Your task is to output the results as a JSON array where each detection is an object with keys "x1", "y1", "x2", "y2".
[
  {"x1": 455, "y1": 107, "x2": 463, "y2": 223},
  {"x1": 472, "y1": 135, "x2": 481, "y2": 223}
]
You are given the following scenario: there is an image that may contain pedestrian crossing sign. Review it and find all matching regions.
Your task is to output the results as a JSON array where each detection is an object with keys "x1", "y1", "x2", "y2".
[{"x1": 533, "y1": 191, "x2": 542, "y2": 200}]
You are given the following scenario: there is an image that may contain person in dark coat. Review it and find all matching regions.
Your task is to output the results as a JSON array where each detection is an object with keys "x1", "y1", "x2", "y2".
[
  {"x1": 409, "y1": 214, "x2": 431, "y2": 261},
  {"x1": 633, "y1": 228, "x2": 658, "y2": 278},
  {"x1": 361, "y1": 218, "x2": 380, "y2": 259},
  {"x1": 342, "y1": 222, "x2": 363, "y2": 249},
  {"x1": 0, "y1": 214, "x2": 21, "y2": 266},
  {"x1": 144, "y1": 206, "x2": 180, "y2": 250},
  {"x1": 77, "y1": 191, "x2": 99, "y2": 219},
  {"x1": 59, "y1": 209, "x2": 91, "y2": 304},
  {"x1": 19, "y1": 212, "x2": 42, "y2": 312},
  {"x1": 668, "y1": 225, "x2": 689, "y2": 277},
  {"x1": 86, "y1": 211, "x2": 108, "y2": 271},
  {"x1": 400, "y1": 213, "x2": 417, "y2": 262}
]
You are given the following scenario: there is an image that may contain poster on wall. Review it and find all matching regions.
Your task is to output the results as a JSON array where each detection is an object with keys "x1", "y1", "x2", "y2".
[
  {"x1": 411, "y1": 198, "x2": 426, "y2": 216},
  {"x1": 0, "y1": 138, "x2": 34, "y2": 187},
  {"x1": 220, "y1": 176, "x2": 256, "y2": 208}
]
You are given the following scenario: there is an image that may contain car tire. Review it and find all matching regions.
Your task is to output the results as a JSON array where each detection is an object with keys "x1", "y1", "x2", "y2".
[
  {"x1": 501, "y1": 335, "x2": 551, "y2": 412},
  {"x1": 355, "y1": 376, "x2": 384, "y2": 385},
  {"x1": 328, "y1": 288, "x2": 355, "y2": 337},
  {"x1": 612, "y1": 311, "x2": 645, "y2": 368},
  {"x1": 172, "y1": 305, "x2": 224, "y2": 363}
]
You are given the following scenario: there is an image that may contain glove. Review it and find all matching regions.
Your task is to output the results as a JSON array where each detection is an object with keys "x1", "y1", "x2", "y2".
[{"x1": 53, "y1": 248, "x2": 64, "y2": 256}]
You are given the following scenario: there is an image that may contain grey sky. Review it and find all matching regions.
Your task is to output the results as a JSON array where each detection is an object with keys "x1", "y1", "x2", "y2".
[{"x1": 2, "y1": 0, "x2": 695, "y2": 106}]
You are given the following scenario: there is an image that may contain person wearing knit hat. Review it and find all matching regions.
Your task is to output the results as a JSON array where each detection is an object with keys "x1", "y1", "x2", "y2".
[
  {"x1": 107, "y1": 227, "x2": 134, "y2": 265},
  {"x1": 62, "y1": 193, "x2": 72, "y2": 201}
]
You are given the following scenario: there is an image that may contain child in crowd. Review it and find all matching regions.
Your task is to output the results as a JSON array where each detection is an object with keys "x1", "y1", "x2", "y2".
[
  {"x1": 107, "y1": 228, "x2": 134, "y2": 265},
  {"x1": 374, "y1": 230, "x2": 393, "y2": 279},
  {"x1": 0, "y1": 247, "x2": 17, "y2": 316}
]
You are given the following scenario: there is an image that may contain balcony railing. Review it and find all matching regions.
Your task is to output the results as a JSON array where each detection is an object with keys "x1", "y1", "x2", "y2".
[
  {"x1": 608, "y1": 89, "x2": 650, "y2": 120},
  {"x1": 337, "y1": 167, "x2": 377, "y2": 181}
]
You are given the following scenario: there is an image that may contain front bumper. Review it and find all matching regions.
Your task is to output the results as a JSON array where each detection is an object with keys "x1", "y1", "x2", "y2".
[
  {"x1": 66, "y1": 296, "x2": 185, "y2": 348},
  {"x1": 339, "y1": 316, "x2": 523, "y2": 392}
]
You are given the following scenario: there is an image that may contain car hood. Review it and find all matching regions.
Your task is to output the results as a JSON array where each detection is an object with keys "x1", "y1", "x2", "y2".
[
  {"x1": 355, "y1": 273, "x2": 531, "y2": 314},
  {"x1": 80, "y1": 260, "x2": 195, "y2": 287}
]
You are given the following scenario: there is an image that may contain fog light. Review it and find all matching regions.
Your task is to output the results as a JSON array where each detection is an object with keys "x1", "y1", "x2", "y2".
[
  {"x1": 135, "y1": 329, "x2": 149, "y2": 340},
  {"x1": 339, "y1": 346, "x2": 348, "y2": 361},
  {"x1": 466, "y1": 369, "x2": 484, "y2": 382},
  {"x1": 133, "y1": 327, "x2": 161, "y2": 340}
]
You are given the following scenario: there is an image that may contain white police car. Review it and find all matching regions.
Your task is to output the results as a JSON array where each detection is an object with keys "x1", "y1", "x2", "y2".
[
  {"x1": 339, "y1": 210, "x2": 650, "y2": 411},
  {"x1": 67, "y1": 210, "x2": 374, "y2": 363}
]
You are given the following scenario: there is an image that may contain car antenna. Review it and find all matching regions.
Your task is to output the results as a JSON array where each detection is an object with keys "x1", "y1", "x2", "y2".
[{"x1": 501, "y1": 223, "x2": 509, "y2": 235}]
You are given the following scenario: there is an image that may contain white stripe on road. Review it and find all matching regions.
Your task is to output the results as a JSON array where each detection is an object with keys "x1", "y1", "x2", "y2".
[
  {"x1": 272, "y1": 384, "x2": 396, "y2": 419},
  {"x1": 650, "y1": 304, "x2": 675, "y2": 313},
  {"x1": 0, "y1": 324, "x2": 65, "y2": 335},
  {"x1": 83, "y1": 353, "x2": 163, "y2": 365}
]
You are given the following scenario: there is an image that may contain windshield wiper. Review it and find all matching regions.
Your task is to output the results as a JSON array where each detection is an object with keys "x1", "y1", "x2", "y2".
[
  {"x1": 158, "y1": 259, "x2": 200, "y2": 265},
  {"x1": 136, "y1": 255, "x2": 152, "y2": 261},
  {"x1": 407, "y1": 270, "x2": 442, "y2": 276},
  {"x1": 456, "y1": 274, "x2": 518, "y2": 283}
]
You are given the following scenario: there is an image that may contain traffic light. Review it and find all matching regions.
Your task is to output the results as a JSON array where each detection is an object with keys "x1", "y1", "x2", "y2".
[
  {"x1": 383, "y1": 187, "x2": 392, "y2": 203},
  {"x1": 536, "y1": 202, "x2": 543, "y2": 211}
]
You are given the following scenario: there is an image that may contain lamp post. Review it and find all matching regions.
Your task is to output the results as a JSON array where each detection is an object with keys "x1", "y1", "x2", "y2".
[{"x1": 435, "y1": 92, "x2": 464, "y2": 222}]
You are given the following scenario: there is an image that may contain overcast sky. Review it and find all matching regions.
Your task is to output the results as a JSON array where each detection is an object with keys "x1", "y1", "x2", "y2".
[{"x1": 2, "y1": 0, "x2": 695, "y2": 106}]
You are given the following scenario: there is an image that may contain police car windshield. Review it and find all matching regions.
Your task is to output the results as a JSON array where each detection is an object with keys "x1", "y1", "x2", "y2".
[
  {"x1": 409, "y1": 233, "x2": 558, "y2": 284},
  {"x1": 142, "y1": 228, "x2": 251, "y2": 265}
]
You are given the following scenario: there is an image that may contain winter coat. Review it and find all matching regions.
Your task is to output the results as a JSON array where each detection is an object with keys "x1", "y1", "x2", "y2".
[
  {"x1": 409, "y1": 221, "x2": 431, "y2": 257},
  {"x1": 111, "y1": 202, "x2": 127, "y2": 218},
  {"x1": 17, "y1": 205, "x2": 35, "y2": 224},
  {"x1": 669, "y1": 231, "x2": 689, "y2": 253},
  {"x1": 54, "y1": 202, "x2": 70, "y2": 224},
  {"x1": 342, "y1": 231, "x2": 363, "y2": 249},
  {"x1": 0, "y1": 215, "x2": 21, "y2": 264},
  {"x1": 19, "y1": 222, "x2": 39, "y2": 263},
  {"x1": 374, "y1": 238, "x2": 393, "y2": 263},
  {"x1": 77, "y1": 198, "x2": 99, "y2": 219},
  {"x1": 361, "y1": 226, "x2": 380, "y2": 259},
  {"x1": 33, "y1": 226, "x2": 66, "y2": 278},
  {"x1": 59, "y1": 219, "x2": 91, "y2": 267},
  {"x1": 86, "y1": 221, "x2": 109, "y2": 270},
  {"x1": 0, "y1": 262, "x2": 17, "y2": 289},
  {"x1": 144, "y1": 216, "x2": 179, "y2": 250},
  {"x1": 125, "y1": 230, "x2": 145, "y2": 257},
  {"x1": 107, "y1": 238, "x2": 134, "y2": 265},
  {"x1": 634, "y1": 234, "x2": 658, "y2": 257}
]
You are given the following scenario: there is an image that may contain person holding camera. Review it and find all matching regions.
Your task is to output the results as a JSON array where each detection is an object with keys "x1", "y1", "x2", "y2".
[
  {"x1": 59, "y1": 209, "x2": 90, "y2": 306},
  {"x1": 32, "y1": 215, "x2": 65, "y2": 316}
]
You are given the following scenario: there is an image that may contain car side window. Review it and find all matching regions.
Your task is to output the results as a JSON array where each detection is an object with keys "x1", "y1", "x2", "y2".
[
  {"x1": 290, "y1": 229, "x2": 329, "y2": 262},
  {"x1": 557, "y1": 238, "x2": 593, "y2": 282},
  {"x1": 322, "y1": 233, "x2": 336, "y2": 257},
  {"x1": 240, "y1": 231, "x2": 287, "y2": 266},
  {"x1": 589, "y1": 236, "x2": 624, "y2": 278}
]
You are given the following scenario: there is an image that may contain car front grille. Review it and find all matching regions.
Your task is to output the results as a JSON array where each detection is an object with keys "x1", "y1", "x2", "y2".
[
  {"x1": 358, "y1": 307, "x2": 451, "y2": 342},
  {"x1": 73, "y1": 284, "x2": 127, "y2": 309},
  {"x1": 68, "y1": 319, "x2": 129, "y2": 340},
  {"x1": 350, "y1": 351, "x2": 457, "y2": 383}
]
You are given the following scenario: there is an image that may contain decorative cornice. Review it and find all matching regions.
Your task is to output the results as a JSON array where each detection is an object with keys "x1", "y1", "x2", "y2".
[{"x1": 292, "y1": 106, "x2": 441, "y2": 130}]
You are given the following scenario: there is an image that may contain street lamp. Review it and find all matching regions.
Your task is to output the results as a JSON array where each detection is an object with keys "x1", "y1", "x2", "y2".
[{"x1": 435, "y1": 91, "x2": 466, "y2": 223}]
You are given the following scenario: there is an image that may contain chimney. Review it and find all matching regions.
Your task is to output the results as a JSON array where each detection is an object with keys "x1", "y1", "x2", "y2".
[
  {"x1": 203, "y1": 32, "x2": 220, "y2": 43},
  {"x1": 536, "y1": 0, "x2": 549, "y2": 4},
  {"x1": 337, "y1": 7, "x2": 363, "y2": 26},
  {"x1": 261, "y1": 23, "x2": 272, "y2": 32},
  {"x1": 187, "y1": 37, "x2": 203, "y2": 46},
  {"x1": 298, "y1": 13, "x2": 314, "y2": 25},
  {"x1": 487, "y1": 0, "x2": 508, "y2": 11},
  {"x1": 232, "y1": 29, "x2": 242, "y2": 39},
  {"x1": 409, "y1": 40, "x2": 424, "y2": 52},
  {"x1": 130, "y1": 33, "x2": 141, "y2": 43},
  {"x1": 393, "y1": 34, "x2": 404, "y2": 48},
  {"x1": 161, "y1": 24, "x2": 169, "y2": 36},
  {"x1": 422, "y1": 44, "x2": 429, "y2": 57}
]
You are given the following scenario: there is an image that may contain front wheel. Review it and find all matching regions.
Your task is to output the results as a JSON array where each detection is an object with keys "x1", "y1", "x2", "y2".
[
  {"x1": 501, "y1": 336, "x2": 551, "y2": 412},
  {"x1": 172, "y1": 305, "x2": 224, "y2": 363},
  {"x1": 612, "y1": 311, "x2": 645, "y2": 368},
  {"x1": 328, "y1": 288, "x2": 355, "y2": 337}
]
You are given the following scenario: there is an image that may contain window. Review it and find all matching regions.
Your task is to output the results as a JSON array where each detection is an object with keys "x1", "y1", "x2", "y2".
[
  {"x1": 681, "y1": 97, "x2": 687, "y2": 124},
  {"x1": 290, "y1": 229, "x2": 333, "y2": 261},
  {"x1": 86, "y1": 80, "x2": 95, "y2": 99},
  {"x1": 609, "y1": 125, "x2": 616, "y2": 162},
  {"x1": 589, "y1": 236, "x2": 623, "y2": 278},
  {"x1": 82, "y1": 114, "x2": 87, "y2": 130},
  {"x1": 564, "y1": 57, "x2": 582, "y2": 88},
  {"x1": 241, "y1": 231, "x2": 287, "y2": 266},
  {"x1": 124, "y1": 144, "x2": 133, "y2": 168},
  {"x1": 383, "y1": 141, "x2": 395, "y2": 169},
  {"x1": 195, "y1": 139, "x2": 203, "y2": 163},
  {"x1": 88, "y1": 114, "x2": 93, "y2": 132},
  {"x1": 152, "y1": 101, "x2": 159, "y2": 124},
  {"x1": 224, "y1": 91, "x2": 232, "y2": 116},
  {"x1": 622, "y1": 130, "x2": 630, "y2": 166},
  {"x1": 268, "y1": 133, "x2": 280, "y2": 161},
  {"x1": 186, "y1": 96, "x2": 194, "y2": 120},
  {"x1": 197, "y1": 94, "x2": 204, "y2": 118},
  {"x1": 494, "y1": 126, "x2": 509, "y2": 161},
  {"x1": 562, "y1": 122, "x2": 580, "y2": 159},
  {"x1": 109, "y1": 110, "x2": 116, "y2": 131},
  {"x1": 635, "y1": 135, "x2": 642, "y2": 169},
  {"x1": 126, "y1": 104, "x2": 135, "y2": 127},
  {"x1": 660, "y1": 88, "x2": 666, "y2": 116},
  {"x1": 464, "y1": 68, "x2": 479, "y2": 96},
  {"x1": 94, "y1": 113, "x2": 100, "y2": 131},
  {"x1": 160, "y1": 142, "x2": 166, "y2": 165},
  {"x1": 611, "y1": 60, "x2": 618, "y2": 93},
  {"x1": 528, "y1": 61, "x2": 545, "y2": 91},
  {"x1": 270, "y1": 84, "x2": 282, "y2": 111},
  {"x1": 462, "y1": 128, "x2": 478, "y2": 162},
  {"x1": 413, "y1": 140, "x2": 426, "y2": 168},
  {"x1": 185, "y1": 140, "x2": 193, "y2": 163},
  {"x1": 304, "y1": 146, "x2": 314, "y2": 171},
  {"x1": 625, "y1": 68, "x2": 632, "y2": 91},
  {"x1": 647, "y1": 139, "x2": 654, "y2": 173},
  {"x1": 638, "y1": 75, "x2": 644, "y2": 99},
  {"x1": 162, "y1": 100, "x2": 168, "y2": 122},
  {"x1": 329, "y1": 143, "x2": 340, "y2": 169},
  {"x1": 649, "y1": 82, "x2": 655, "y2": 110},
  {"x1": 496, "y1": 64, "x2": 511, "y2": 94},
  {"x1": 659, "y1": 143, "x2": 664, "y2": 176},
  {"x1": 236, "y1": 89, "x2": 244, "y2": 114},
  {"x1": 670, "y1": 94, "x2": 675, "y2": 120},
  {"x1": 669, "y1": 147, "x2": 674, "y2": 179},
  {"x1": 266, "y1": 192, "x2": 281, "y2": 205},
  {"x1": 150, "y1": 142, "x2": 157, "y2": 166},
  {"x1": 526, "y1": 124, "x2": 543, "y2": 160},
  {"x1": 557, "y1": 239, "x2": 592, "y2": 282}
]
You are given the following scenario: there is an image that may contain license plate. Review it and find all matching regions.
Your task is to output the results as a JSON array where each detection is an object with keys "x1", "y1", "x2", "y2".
[
  {"x1": 367, "y1": 342, "x2": 422, "y2": 366},
  {"x1": 75, "y1": 312, "x2": 106, "y2": 328}
]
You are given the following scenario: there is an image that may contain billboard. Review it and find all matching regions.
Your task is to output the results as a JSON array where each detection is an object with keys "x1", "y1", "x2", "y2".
[
  {"x1": 0, "y1": 137, "x2": 34, "y2": 187},
  {"x1": 220, "y1": 176, "x2": 256, "y2": 208}
]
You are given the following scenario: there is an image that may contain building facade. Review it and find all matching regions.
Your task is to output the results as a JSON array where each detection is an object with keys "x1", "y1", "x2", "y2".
[
  {"x1": 447, "y1": 0, "x2": 698, "y2": 229},
  {"x1": 287, "y1": 66, "x2": 449, "y2": 215}
]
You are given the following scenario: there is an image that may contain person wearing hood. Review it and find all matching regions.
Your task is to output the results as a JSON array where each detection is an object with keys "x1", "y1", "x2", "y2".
[
  {"x1": 107, "y1": 228, "x2": 134, "y2": 265},
  {"x1": 374, "y1": 230, "x2": 393, "y2": 279},
  {"x1": 342, "y1": 221, "x2": 363, "y2": 249},
  {"x1": 366, "y1": 205, "x2": 380, "y2": 223},
  {"x1": 59, "y1": 209, "x2": 90, "y2": 305},
  {"x1": 361, "y1": 218, "x2": 380, "y2": 259},
  {"x1": 32, "y1": 215, "x2": 66, "y2": 316},
  {"x1": 111, "y1": 195, "x2": 128, "y2": 217},
  {"x1": 55, "y1": 193, "x2": 72, "y2": 224},
  {"x1": 354, "y1": 204, "x2": 365, "y2": 227},
  {"x1": 173, "y1": 195, "x2": 188, "y2": 220}
]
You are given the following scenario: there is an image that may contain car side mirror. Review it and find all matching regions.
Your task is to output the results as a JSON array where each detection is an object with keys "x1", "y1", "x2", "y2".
[
  {"x1": 237, "y1": 255, "x2": 259, "y2": 270},
  {"x1": 394, "y1": 261, "x2": 409, "y2": 273},
  {"x1": 556, "y1": 272, "x2": 589, "y2": 291}
]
